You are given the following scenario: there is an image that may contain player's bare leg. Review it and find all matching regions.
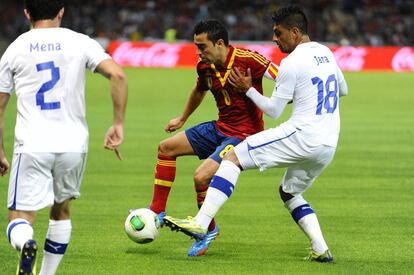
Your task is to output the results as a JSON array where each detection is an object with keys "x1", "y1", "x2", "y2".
[
  {"x1": 8, "y1": 210, "x2": 37, "y2": 224},
  {"x1": 150, "y1": 131, "x2": 195, "y2": 221},
  {"x1": 39, "y1": 199, "x2": 73, "y2": 275}
]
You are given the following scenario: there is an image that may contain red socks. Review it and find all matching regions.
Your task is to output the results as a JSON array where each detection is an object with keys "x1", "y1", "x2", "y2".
[{"x1": 149, "y1": 154, "x2": 176, "y2": 214}]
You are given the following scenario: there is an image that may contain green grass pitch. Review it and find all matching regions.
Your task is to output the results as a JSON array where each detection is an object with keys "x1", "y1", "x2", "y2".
[{"x1": 0, "y1": 68, "x2": 413, "y2": 274}]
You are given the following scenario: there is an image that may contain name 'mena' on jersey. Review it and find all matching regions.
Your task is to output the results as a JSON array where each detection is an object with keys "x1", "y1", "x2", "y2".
[{"x1": 30, "y1": 42, "x2": 62, "y2": 52}]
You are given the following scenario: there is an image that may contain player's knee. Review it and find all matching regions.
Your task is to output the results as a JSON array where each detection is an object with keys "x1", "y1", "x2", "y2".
[
  {"x1": 279, "y1": 185, "x2": 294, "y2": 202},
  {"x1": 221, "y1": 149, "x2": 243, "y2": 170},
  {"x1": 193, "y1": 169, "x2": 212, "y2": 186},
  {"x1": 158, "y1": 139, "x2": 174, "y2": 156},
  {"x1": 222, "y1": 148, "x2": 236, "y2": 162}
]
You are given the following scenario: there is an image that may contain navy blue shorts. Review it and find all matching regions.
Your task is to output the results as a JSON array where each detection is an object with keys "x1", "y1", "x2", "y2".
[{"x1": 185, "y1": 121, "x2": 242, "y2": 163}]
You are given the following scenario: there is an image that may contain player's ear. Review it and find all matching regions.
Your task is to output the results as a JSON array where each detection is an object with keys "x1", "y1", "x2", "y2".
[
  {"x1": 57, "y1": 7, "x2": 65, "y2": 20},
  {"x1": 216, "y1": 39, "x2": 225, "y2": 47},
  {"x1": 291, "y1": 27, "x2": 301, "y2": 39},
  {"x1": 23, "y1": 9, "x2": 32, "y2": 22}
]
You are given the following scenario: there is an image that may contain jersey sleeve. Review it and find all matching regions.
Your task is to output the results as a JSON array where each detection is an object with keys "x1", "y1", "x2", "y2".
[
  {"x1": 83, "y1": 36, "x2": 111, "y2": 72},
  {"x1": 246, "y1": 86, "x2": 289, "y2": 119},
  {"x1": 337, "y1": 65, "x2": 348, "y2": 97},
  {"x1": 274, "y1": 58, "x2": 296, "y2": 100},
  {"x1": 0, "y1": 46, "x2": 14, "y2": 93}
]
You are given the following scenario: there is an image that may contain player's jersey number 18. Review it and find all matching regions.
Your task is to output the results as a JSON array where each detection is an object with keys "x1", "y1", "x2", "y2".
[
  {"x1": 311, "y1": 74, "x2": 338, "y2": 115},
  {"x1": 36, "y1": 61, "x2": 61, "y2": 110}
]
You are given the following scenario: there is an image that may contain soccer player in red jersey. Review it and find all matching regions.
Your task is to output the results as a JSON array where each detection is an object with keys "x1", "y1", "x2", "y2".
[{"x1": 149, "y1": 19, "x2": 278, "y2": 256}]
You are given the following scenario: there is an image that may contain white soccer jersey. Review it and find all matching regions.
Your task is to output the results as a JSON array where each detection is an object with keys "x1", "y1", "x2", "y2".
[
  {"x1": 0, "y1": 28, "x2": 111, "y2": 153},
  {"x1": 274, "y1": 42, "x2": 346, "y2": 147}
]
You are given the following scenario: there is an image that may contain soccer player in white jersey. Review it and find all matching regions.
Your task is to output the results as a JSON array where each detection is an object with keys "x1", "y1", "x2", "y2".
[
  {"x1": 164, "y1": 6, "x2": 348, "y2": 263},
  {"x1": 0, "y1": 1, "x2": 127, "y2": 274}
]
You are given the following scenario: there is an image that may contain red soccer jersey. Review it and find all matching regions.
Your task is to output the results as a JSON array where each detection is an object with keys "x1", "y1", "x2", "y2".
[{"x1": 196, "y1": 46, "x2": 273, "y2": 140}]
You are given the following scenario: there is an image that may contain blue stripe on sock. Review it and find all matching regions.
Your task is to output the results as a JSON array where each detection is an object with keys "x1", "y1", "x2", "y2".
[
  {"x1": 44, "y1": 239, "x2": 68, "y2": 255},
  {"x1": 210, "y1": 175, "x2": 234, "y2": 197},
  {"x1": 291, "y1": 204, "x2": 314, "y2": 223},
  {"x1": 7, "y1": 220, "x2": 30, "y2": 243}
]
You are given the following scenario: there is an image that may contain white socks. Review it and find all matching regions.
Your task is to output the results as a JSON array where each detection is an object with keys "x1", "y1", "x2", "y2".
[
  {"x1": 285, "y1": 196, "x2": 328, "y2": 254},
  {"x1": 39, "y1": 219, "x2": 72, "y2": 275},
  {"x1": 196, "y1": 160, "x2": 240, "y2": 230},
  {"x1": 6, "y1": 218, "x2": 33, "y2": 250},
  {"x1": 298, "y1": 214, "x2": 328, "y2": 254}
]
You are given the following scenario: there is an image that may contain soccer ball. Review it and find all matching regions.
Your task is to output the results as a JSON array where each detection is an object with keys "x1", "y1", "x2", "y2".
[{"x1": 124, "y1": 208, "x2": 160, "y2": 244}]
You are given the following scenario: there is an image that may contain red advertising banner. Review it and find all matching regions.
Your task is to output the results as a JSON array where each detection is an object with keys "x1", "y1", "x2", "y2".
[{"x1": 108, "y1": 41, "x2": 414, "y2": 72}]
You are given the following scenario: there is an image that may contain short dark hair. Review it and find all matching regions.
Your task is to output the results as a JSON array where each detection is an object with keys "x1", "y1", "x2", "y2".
[
  {"x1": 272, "y1": 6, "x2": 308, "y2": 34},
  {"x1": 24, "y1": 0, "x2": 65, "y2": 21},
  {"x1": 193, "y1": 19, "x2": 229, "y2": 46}
]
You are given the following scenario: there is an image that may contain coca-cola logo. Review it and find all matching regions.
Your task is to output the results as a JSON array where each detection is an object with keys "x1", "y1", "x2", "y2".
[
  {"x1": 333, "y1": 47, "x2": 367, "y2": 71},
  {"x1": 112, "y1": 42, "x2": 181, "y2": 67},
  {"x1": 392, "y1": 47, "x2": 414, "y2": 72}
]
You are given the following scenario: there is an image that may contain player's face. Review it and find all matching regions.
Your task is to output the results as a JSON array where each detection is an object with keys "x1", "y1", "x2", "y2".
[
  {"x1": 272, "y1": 24, "x2": 296, "y2": 53},
  {"x1": 194, "y1": 33, "x2": 221, "y2": 64}
]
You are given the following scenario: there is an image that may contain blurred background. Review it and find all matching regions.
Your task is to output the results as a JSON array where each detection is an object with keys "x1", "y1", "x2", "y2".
[{"x1": 1, "y1": 0, "x2": 413, "y2": 53}]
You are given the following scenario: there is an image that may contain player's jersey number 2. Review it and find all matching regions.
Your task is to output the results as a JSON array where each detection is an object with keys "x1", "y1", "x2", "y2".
[
  {"x1": 36, "y1": 61, "x2": 61, "y2": 110},
  {"x1": 311, "y1": 74, "x2": 338, "y2": 115}
]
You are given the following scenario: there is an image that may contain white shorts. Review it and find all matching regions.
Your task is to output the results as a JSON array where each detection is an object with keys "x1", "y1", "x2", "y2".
[
  {"x1": 234, "y1": 127, "x2": 336, "y2": 196},
  {"x1": 8, "y1": 152, "x2": 87, "y2": 211}
]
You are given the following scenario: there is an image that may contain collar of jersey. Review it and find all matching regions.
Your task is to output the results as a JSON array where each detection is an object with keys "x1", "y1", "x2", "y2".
[{"x1": 210, "y1": 46, "x2": 236, "y2": 87}]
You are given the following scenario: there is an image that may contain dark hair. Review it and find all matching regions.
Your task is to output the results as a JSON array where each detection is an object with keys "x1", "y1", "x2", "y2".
[
  {"x1": 24, "y1": 0, "x2": 65, "y2": 21},
  {"x1": 193, "y1": 19, "x2": 229, "y2": 46},
  {"x1": 272, "y1": 6, "x2": 308, "y2": 34}
]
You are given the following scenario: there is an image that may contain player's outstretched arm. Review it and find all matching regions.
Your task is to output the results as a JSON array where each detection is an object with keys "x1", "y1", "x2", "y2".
[
  {"x1": 165, "y1": 86, "x2": 207, "y2": 133},
  {"x1": 0, "y1": 92, "x2": 10, "y2": 176},
  {"x1": 95, "y1": 59, "x2": 128, "y2": 151}
]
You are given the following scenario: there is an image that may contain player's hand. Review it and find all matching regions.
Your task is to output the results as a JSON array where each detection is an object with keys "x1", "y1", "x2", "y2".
[
  {"x1": 165, "y1": 117, "x2": 185, "y2": 133},
  {"x1": 0, "y1": 154, "x2": 9, "y2": 176},
  {"x1": 104, "y1": 124, "x2": 124, "y2": 160},
  {"x1": 228, "y1": 67, "x2": 252, "y2": 93}
]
